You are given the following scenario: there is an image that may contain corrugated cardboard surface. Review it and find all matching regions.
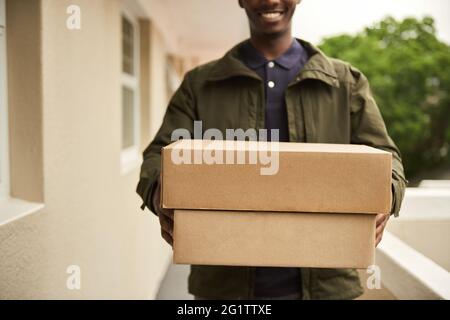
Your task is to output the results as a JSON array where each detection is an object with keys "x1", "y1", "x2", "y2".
[
  {"x1": 162, "y1": 140, "x2": 392, "y2": 214},
  {"x1": 174, "y1": 209, "x2": 376, "y2": 269}
]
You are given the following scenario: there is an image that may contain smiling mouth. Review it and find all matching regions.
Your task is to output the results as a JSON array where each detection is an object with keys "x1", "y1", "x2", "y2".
[{"x1": 258, "y1": 11, "x2": 285, "y2": 22}]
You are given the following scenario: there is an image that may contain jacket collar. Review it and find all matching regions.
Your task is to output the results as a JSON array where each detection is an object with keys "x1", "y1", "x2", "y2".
[{"x1": 207, "y1": 38, "x2": 339, "y2": 88}]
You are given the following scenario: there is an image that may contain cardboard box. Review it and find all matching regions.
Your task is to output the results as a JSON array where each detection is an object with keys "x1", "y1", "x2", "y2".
[
  {"x1": 162, "y1": 139, "x2": 392, "y2": 214},
  {"x1": 173, "y1": 209, "x2": 376, "y2": 268}
]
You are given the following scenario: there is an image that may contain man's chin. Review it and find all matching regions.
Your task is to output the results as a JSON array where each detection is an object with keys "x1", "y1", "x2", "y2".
[{"x1": 260, "y1": 27, "x2": 290, "y2": 38}]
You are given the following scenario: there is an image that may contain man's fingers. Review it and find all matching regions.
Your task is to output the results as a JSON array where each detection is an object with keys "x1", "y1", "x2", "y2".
[
  {"x1": 155, "y1": 204, "x2": 174, "y2": 220},
  {"x1": 152, "y1": 177, "x2": 174, "y2": 220},
  {"x1": 160, "y1": 208, "x2": 174, "y2": 220},
  {"x1": 376, "y1": 213, "x2": 388, "y2": 226},
  {"x1": 376, "y1": 221, "x2": 386, "y2": 236},
  {"x1": 161, "y1": 229, "x2": 173, "y2": 246},
  {"x1": 154, "y1": 177, "x2": 173, "y2": 247},
  {"x1": 375, "y1": 213, "x2": 390, "y2": 247},
  {"x1": 376, "y1": 226, "x2": 386, "y2": 246},
  {"x1": 159, "y1": 214, "x2": 173, "y2": 236},
  {"x1": 375, "y1": 234, "x2": 382, "y2": 247}
]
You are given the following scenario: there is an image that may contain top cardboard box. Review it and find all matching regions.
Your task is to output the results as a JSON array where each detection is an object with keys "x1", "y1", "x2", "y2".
[{"x1": 161, "y1": 139, "x2": 392, "y2": 214}]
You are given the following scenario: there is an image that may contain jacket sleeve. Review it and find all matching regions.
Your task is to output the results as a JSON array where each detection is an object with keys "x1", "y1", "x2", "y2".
[
  {"x1": 349, "y1": 66, "x2": 408, "y2": 217},
  {"x1": 136, "y1": 71, "x2": 196, "y2": 214}
]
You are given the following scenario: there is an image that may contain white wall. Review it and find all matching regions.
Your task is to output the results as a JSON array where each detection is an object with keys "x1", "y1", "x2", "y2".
[{"x1": 0, "y1": 0, "x2": 172, "y2": 299}]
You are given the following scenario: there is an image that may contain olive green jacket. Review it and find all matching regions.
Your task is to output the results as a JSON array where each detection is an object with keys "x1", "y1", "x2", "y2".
[{"x1": 136, "y1": 39, "x2": 407, "y2": 300}]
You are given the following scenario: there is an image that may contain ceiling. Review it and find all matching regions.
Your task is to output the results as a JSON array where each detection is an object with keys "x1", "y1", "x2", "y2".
[{"x1": 137, "y1": 0, "x2": 250, "y2": 61}]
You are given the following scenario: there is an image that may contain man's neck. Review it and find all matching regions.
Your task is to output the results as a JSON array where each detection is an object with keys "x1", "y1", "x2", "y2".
[{"x1": 249, "y1": 29, "x2": 294, "y2": 61}]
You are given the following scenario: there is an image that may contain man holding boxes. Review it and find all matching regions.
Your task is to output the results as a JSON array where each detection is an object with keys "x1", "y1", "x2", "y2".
[{"x1": 137, "y1": 0, "x2": 407, "y2": 300}]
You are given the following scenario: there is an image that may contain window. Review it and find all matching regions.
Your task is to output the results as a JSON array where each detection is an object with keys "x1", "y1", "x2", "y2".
[
  {"x1": 0, "y1": 0, "x2": 44, "y2": 225},
  {"x1": 121, "y1": 9, "x2": 140, "y2": 172},
  {"x1": 0, "y1": 0, "x2": 9, "y2": 202}
]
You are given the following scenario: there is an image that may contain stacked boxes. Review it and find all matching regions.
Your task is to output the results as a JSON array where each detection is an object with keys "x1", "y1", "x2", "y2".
[{"x1": 161, "y1": 139, "x2": 392, "y2": 268}]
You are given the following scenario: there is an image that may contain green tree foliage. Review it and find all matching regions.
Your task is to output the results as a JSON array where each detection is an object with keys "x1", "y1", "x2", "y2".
[{"x1": 319, "y1": 16, "x2": 450, "y2": 178}]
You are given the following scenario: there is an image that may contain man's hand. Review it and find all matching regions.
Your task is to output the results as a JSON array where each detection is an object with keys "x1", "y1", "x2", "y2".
[
  {"x1": 375, "y1": 213, "x2": 390, "y2": 247},
  {"x1": 152, "y1": 177, "x2": 174, "y2": 246}
]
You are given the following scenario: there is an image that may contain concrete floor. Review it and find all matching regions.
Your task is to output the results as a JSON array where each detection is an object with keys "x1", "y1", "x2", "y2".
[
  {"x1": 156, "y1": 264, "x2": 396, "y2": 300},
  {"x1": 156, "y1": 264, "x2": 193, "y2": 300}
]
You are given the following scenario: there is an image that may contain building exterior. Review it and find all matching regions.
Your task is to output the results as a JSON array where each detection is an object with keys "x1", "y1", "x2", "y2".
[
  {"x1": 1, "y1": 0, "x2": 448, "y2": 300},
  {"x1": 0, "y1": 0, "x2": 245, "y2": 299}
]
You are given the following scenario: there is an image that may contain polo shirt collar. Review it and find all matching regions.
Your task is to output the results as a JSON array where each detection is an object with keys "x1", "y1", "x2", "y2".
[
  {"x1": 207, "y1": 38, "x2": 340, "y2": 88},
  {"x1": 240, "y1": 38, "x2": 306, "y2": 70}
]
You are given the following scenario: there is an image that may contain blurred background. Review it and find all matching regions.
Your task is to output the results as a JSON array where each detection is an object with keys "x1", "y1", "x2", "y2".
[{"x1": 0, "y1": 0, "x2": 449, "y2": 299}]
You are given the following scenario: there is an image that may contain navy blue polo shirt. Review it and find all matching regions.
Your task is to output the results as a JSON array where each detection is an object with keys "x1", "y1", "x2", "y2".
[{"x1": 240, "y1": 38, "x2": 309, "y2": 298}]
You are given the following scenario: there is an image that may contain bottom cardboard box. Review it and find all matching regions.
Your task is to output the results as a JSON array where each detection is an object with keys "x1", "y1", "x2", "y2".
[{"x1": 173, "y1": 209, "x2": 376, "y2": 269}]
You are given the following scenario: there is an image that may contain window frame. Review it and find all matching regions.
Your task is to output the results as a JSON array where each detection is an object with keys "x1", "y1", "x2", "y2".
[
  {"x1": 0, "y1": 0, "x2": 10, "y2": 202},
  {"x1": 0, "y1": 0, "x2": 45, "y2": 225},
  {"x1": 120, "y1": 6, "x2": 141, "y2": 173}
]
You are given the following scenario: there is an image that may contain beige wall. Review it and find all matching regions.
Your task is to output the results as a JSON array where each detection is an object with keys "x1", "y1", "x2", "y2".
[
  {"x1": 148, "y1": 24, "x2": 169, "y2": 138},
  {"x1": 0, "y1": 0, "x2": 172, "y2": 299}
]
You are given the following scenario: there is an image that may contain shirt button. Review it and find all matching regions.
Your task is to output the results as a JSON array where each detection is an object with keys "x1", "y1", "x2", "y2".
[
  {"x1": 268, "y1": 61, "x2": 275, "y2": 68},
  {"x1": 268, "y1": 81, "x2": 275, "y2": 88}
]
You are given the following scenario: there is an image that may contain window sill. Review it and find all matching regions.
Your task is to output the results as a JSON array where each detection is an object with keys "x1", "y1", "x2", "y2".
[{"x1": 0, "y1": 197, "x2": 44, "y2": 226}]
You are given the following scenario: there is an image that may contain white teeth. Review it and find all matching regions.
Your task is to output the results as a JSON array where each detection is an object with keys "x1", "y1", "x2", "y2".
[{"x1": 261, "y1": 12, "x2": 282, "y2": 19}]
